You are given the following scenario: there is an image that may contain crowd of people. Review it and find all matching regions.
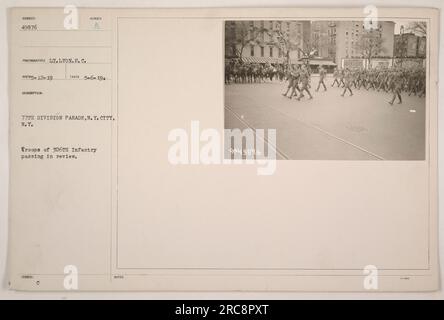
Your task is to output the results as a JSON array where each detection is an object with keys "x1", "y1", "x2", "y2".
[
  {"x1": 225, "y1": 60, "x2": 288, "y2": 84},
  {"x1": 225, "y1": 59, "x2": 426, "y2": 105},
  {"x1": 328, "y1": 65, "x2": 426, "y2": 104}
]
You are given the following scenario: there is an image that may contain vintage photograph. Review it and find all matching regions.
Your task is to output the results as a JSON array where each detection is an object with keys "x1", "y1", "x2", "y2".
[{"x1": 224, "y1": 20, "x2": 427, "y2": 160}]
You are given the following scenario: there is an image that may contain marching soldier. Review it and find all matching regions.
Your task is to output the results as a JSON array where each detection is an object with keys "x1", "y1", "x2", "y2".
[
  {"x1": 341, "y1": 68, "x2": 353, "y2": 97},
  {"x1": 316, "y1": 65, "x2": 327, "y2": 92},
  {"x1": 331, "y1": 67, "x2": 340, "y2": 87},
  {"x1": 417, "y1": 71, "x2": 426, "y2": 98},
  {"x1": 339, "y1": 69, "x2": 345, "y2": 87},
  {"x1": 288, "y1": 66, "x2": 301, "y2": 99},
  {"x1": 282, "y1": 65, "x2": 295, "y2": 97},
  {"x1": 297, "y1": 65, "x2": 313, "y2": 101},
  {"x1": 388, "y1": 70, "x2": 403, "y2": 105}
]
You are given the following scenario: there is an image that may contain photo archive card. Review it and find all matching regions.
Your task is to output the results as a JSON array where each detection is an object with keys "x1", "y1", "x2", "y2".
[{"x1": 7, "y1": 7, "x2": 439, "y2": 291}]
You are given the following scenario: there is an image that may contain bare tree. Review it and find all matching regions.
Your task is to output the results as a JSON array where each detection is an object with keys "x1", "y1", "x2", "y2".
[
  {"x1": 406, "y1": 21, "x2": 427, "y2": 36},
  {"x1": 311, "y1": 33, "x2": 335, "y2": 59},
  {"x1": 266, "y1": 21, "x2": 305, "y2": 64},
  {"x1": 354, "y1": 29, "x2": 386, "y2": 67},
  {"x1": 394, "y1": 34, "x2": 409, "y2": 66},
  {"x1": 225, "y1": 21, "x2": 265, "y2": 59}
]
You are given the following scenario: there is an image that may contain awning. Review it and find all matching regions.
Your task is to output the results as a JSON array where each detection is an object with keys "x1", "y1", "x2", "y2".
[
  {"x1": 240, "y1": 56, "x2": 286, "y2": 64},
  {"x1": 228, "y1": 56, "x2": 337, "y2": 66},
  {"x1": 289, "y1": 59, "x2": 336, "y2": 66},
  {"x1": 308, "y1": 60, "x2": 337, "y2": 66}
]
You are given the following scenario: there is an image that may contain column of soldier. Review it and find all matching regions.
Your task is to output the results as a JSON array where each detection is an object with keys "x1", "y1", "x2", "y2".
[
  {"x1": 225, "y1": 59, "x2": 426, "y2": 106},
  {"x1": 282, "y1": 64, "x2": 426, "y2": 105}
]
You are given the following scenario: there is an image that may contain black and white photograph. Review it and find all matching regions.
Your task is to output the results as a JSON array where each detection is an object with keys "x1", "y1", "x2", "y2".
[
  {"x1": 224, "y1": 20, "x2": 427, "y2": 160},
  {"x1": 2, "y1": 4, "x2": 442, "y2": 299}
]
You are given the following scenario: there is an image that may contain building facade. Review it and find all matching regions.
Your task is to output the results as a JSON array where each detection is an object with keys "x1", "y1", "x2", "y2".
[
  {"x1": 394, "y1": 32, "x2": 427, "y2": 58},
  {"x1": 225, "y1": 20, "x2": 311, "y2": 63},
  {"x1": 311, "y1": 21, "x2": 336, "y2": 60},
  {"x1": 225, "y1": 20, "x2": 412, "y2": 70},
  {"x1": 331, "y1": 21, "x2": 394, "y2": 68}
]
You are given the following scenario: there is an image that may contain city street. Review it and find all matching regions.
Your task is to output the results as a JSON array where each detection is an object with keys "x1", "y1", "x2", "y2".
[{"x1": 225, "y1": 76, "x2": 426, "y2": 160}]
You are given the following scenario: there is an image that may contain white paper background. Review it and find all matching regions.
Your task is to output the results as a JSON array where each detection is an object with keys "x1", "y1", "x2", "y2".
[{"x1": 0, "y1": 0, "x2": 443, "y2": 299}]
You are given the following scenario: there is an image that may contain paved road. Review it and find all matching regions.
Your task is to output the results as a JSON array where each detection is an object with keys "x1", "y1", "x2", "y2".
[{"x1": 225, "y1": 78, "x2": 426, "y2": 160}]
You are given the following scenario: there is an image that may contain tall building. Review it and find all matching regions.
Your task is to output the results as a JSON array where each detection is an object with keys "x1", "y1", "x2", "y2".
[
  {"x1": 332, "y1": 21, "x2": 394, "y2": 67},
  {"x1": 225, "y1": 20, "x2": 399, "y2": 68},
  {"x1": 417, "y1": 36, "x2": 426, "y2": 57},
  {"x1": 394, "y1": 32, "x2": 427, "y2": 58},
  {"x1": 311, "y1": 21, "x2": 336, "y2": 60},
  {"x1": 379, "y1": 21, "x2": 395, "y2": 57}
]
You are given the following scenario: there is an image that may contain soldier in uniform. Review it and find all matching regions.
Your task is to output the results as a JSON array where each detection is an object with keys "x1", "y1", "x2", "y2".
[
  {"x1": 341, "y1": 68, "x2": 353, "y2": 97},
  {"x1": 225, "y1": 61, "x2": 231, "y2": 84},
  {"x1": 407, "y1": 70, "x2": 419, "y2": 96},
  {"x1": 356, "y1": 68, "x2": 365, "y2": 89},
  {"x1": 282, "y1": 65, "x2": 295, "y2": 97},
  {"x1": 339, "y1": 69, "x2": 345, "y2": 87},
  {"x1": 365, "y1": 69, "x2": 375, "y2": 90},
  {"x1": 331, "y1": 67, "x2": 340, "y2": 87},
  {"x1": 240, "y1": 64, "x2": 247, "y2": 83},
  {"x1": 417, "y1": 69, "x2": 426, "y2": 98},
  {"x1": 288, "y1": 66, "x2": 301, "y2": 99},
  {"x1": 388, "y1": 70, "x2": 403, "y2": 105},
  {"x1": 377, "y1": 69, "x2": 390, "y2": 92},
  {"x1": 350, "y1": 69, "x2": 358, "y2": 89},
  {"x1": 297, "y1": 65, "x2": 313, "y2": 100},
  {"x1": 316, "y1": 65, "x2": 327, "y2": 92}
]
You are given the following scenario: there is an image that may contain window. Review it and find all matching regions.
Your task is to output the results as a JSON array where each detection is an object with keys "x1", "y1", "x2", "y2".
[
  {"x1": 260, "y1": 46, "x2": 264, "y2": 57},
  {"x1": 250, "y1": 45, "x2": 255, "y2": 56},
  {"x1": 269, "y1": 47, "x2": 273, "y2": 57}
]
